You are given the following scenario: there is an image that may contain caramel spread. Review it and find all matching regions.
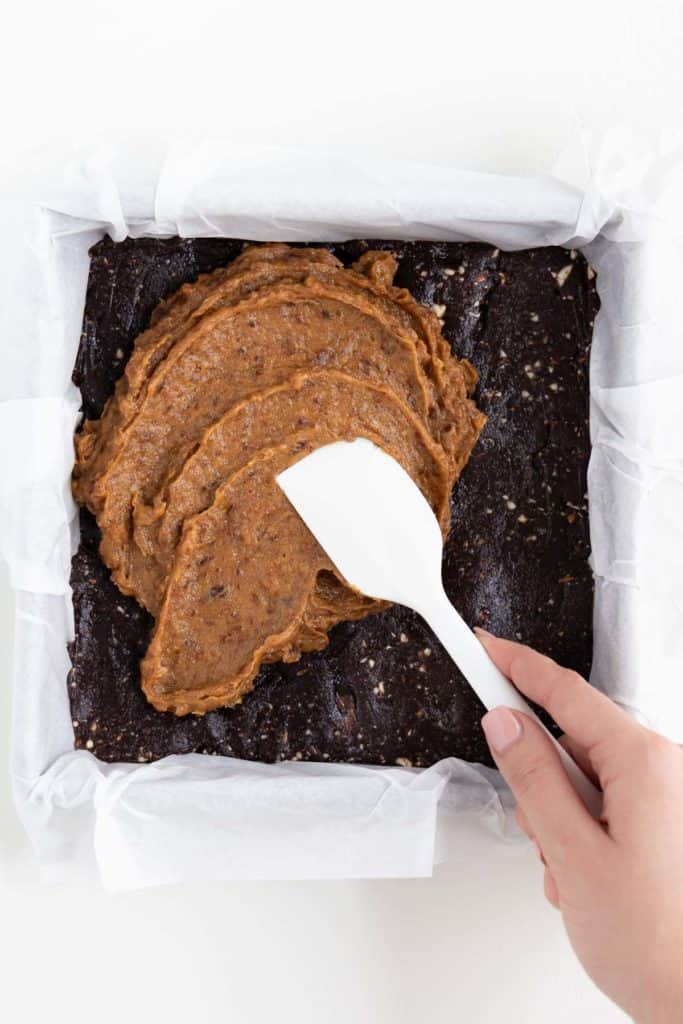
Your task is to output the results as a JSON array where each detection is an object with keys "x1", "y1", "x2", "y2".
[{"x1": 73, "y1": 244, "x2": 485, "y2": 714}]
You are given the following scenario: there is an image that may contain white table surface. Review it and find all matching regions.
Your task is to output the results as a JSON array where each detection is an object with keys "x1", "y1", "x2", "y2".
[{"x1": 3, "y1": 1, "x2": 681, "y2": 1020}]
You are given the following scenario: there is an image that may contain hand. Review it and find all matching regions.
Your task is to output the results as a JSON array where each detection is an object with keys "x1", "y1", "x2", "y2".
[{"x1": 476, "y1": 630, "x2": 683, "y2": 1024}]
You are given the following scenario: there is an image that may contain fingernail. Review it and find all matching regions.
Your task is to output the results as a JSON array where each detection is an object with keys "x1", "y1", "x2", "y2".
[
  {"x1": 474, "y1": 627, "x2": 495, "y2": 641},
  {"x1": 481, "y1": 707, "x2": 523, "y2": 753}
]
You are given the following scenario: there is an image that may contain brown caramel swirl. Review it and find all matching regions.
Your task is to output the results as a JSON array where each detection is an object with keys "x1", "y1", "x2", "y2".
[{"x1": 73, "y1": 244, "x2": 485, "y2": 714}]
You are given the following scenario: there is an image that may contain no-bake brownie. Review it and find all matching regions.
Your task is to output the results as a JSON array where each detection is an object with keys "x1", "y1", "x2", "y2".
[{"x1": 69, "y1": 237, "x2": 598, "y2": 768}]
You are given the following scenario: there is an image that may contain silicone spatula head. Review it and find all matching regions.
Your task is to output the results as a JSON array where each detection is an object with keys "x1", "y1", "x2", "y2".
[{"x1": 276, "y1": 437, "x2": 443, "y2": 612}]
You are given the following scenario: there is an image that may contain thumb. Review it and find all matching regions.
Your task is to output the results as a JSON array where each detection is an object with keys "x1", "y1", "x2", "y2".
[{"x1": 482, "y1": 707, "x2": 605, "y2": 875}]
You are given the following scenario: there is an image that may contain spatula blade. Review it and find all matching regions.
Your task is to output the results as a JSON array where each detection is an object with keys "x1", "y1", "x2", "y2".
[{"x1": 276, "y1": 437, "x2": 443, "y2": 607}]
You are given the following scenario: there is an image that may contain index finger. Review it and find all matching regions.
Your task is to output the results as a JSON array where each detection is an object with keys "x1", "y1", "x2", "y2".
[{"x1": 476, "y1": 631, "x2": 642, "y2": 756}]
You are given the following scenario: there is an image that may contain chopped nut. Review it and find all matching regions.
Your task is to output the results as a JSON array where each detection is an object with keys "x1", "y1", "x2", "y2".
[
  {"x1": 555, "y1": 264, "x2": 574, "y2": 288},
  {"x1": 506, "y1": 500, "x2": 516, "y2": 510},
  {"x1": 443, "y1": 267, "x2": 455, "y2": 277},
  {"x1": 517, "y1": 514, "x2": 528, "y2": 523},
  {"x1": 395, "y1": 757, "x2": 413, "y2": 768},
  {"x1": 530, "y1": 312, "x2": 540, "y2": 323},
  {"x1": 399, "y1": 632, "x2": 409, "y2": 643},
  {"x1": 431, "y1": 303, "x2": 447, "y2": 318}
]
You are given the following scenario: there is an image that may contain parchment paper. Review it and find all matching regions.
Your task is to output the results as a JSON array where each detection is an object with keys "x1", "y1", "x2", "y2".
[{"x1": 1, "y1": 135, "x2": 681, "y2": 889}]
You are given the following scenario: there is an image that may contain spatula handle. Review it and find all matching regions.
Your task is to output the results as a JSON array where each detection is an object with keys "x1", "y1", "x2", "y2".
[{"x1": 421, "y1": 590, "x2": 602, "y2": 819}]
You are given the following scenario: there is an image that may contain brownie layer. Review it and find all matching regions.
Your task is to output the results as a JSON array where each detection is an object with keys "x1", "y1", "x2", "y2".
[{"x1": 69, "y1": 237, "x2": 598, "y2": 767}]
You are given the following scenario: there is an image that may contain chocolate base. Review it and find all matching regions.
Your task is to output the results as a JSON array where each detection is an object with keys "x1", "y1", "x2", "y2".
[{"x1": 69, "y1": 237, "x2": 598, "y2": 768}]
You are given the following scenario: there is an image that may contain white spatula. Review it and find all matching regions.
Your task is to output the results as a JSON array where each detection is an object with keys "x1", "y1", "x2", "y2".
[{"x1": 277, "y1": 437, "x2": 602, "y2": 818}]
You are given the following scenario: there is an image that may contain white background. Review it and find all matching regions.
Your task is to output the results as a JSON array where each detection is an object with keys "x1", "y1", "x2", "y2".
[{"x1": 2, "y1": 1, "x2": 681, "y2": 1021}]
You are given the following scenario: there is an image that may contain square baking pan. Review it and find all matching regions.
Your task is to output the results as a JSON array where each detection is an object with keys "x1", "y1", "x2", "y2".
[{"x1": 2, "y1": 141, "x2": 681, "y2": 889}]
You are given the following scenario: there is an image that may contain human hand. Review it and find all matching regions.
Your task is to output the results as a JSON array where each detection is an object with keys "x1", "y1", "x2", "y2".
[{"x1": 476, "y1": 631, "x2": 683, "y2": 1024}]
